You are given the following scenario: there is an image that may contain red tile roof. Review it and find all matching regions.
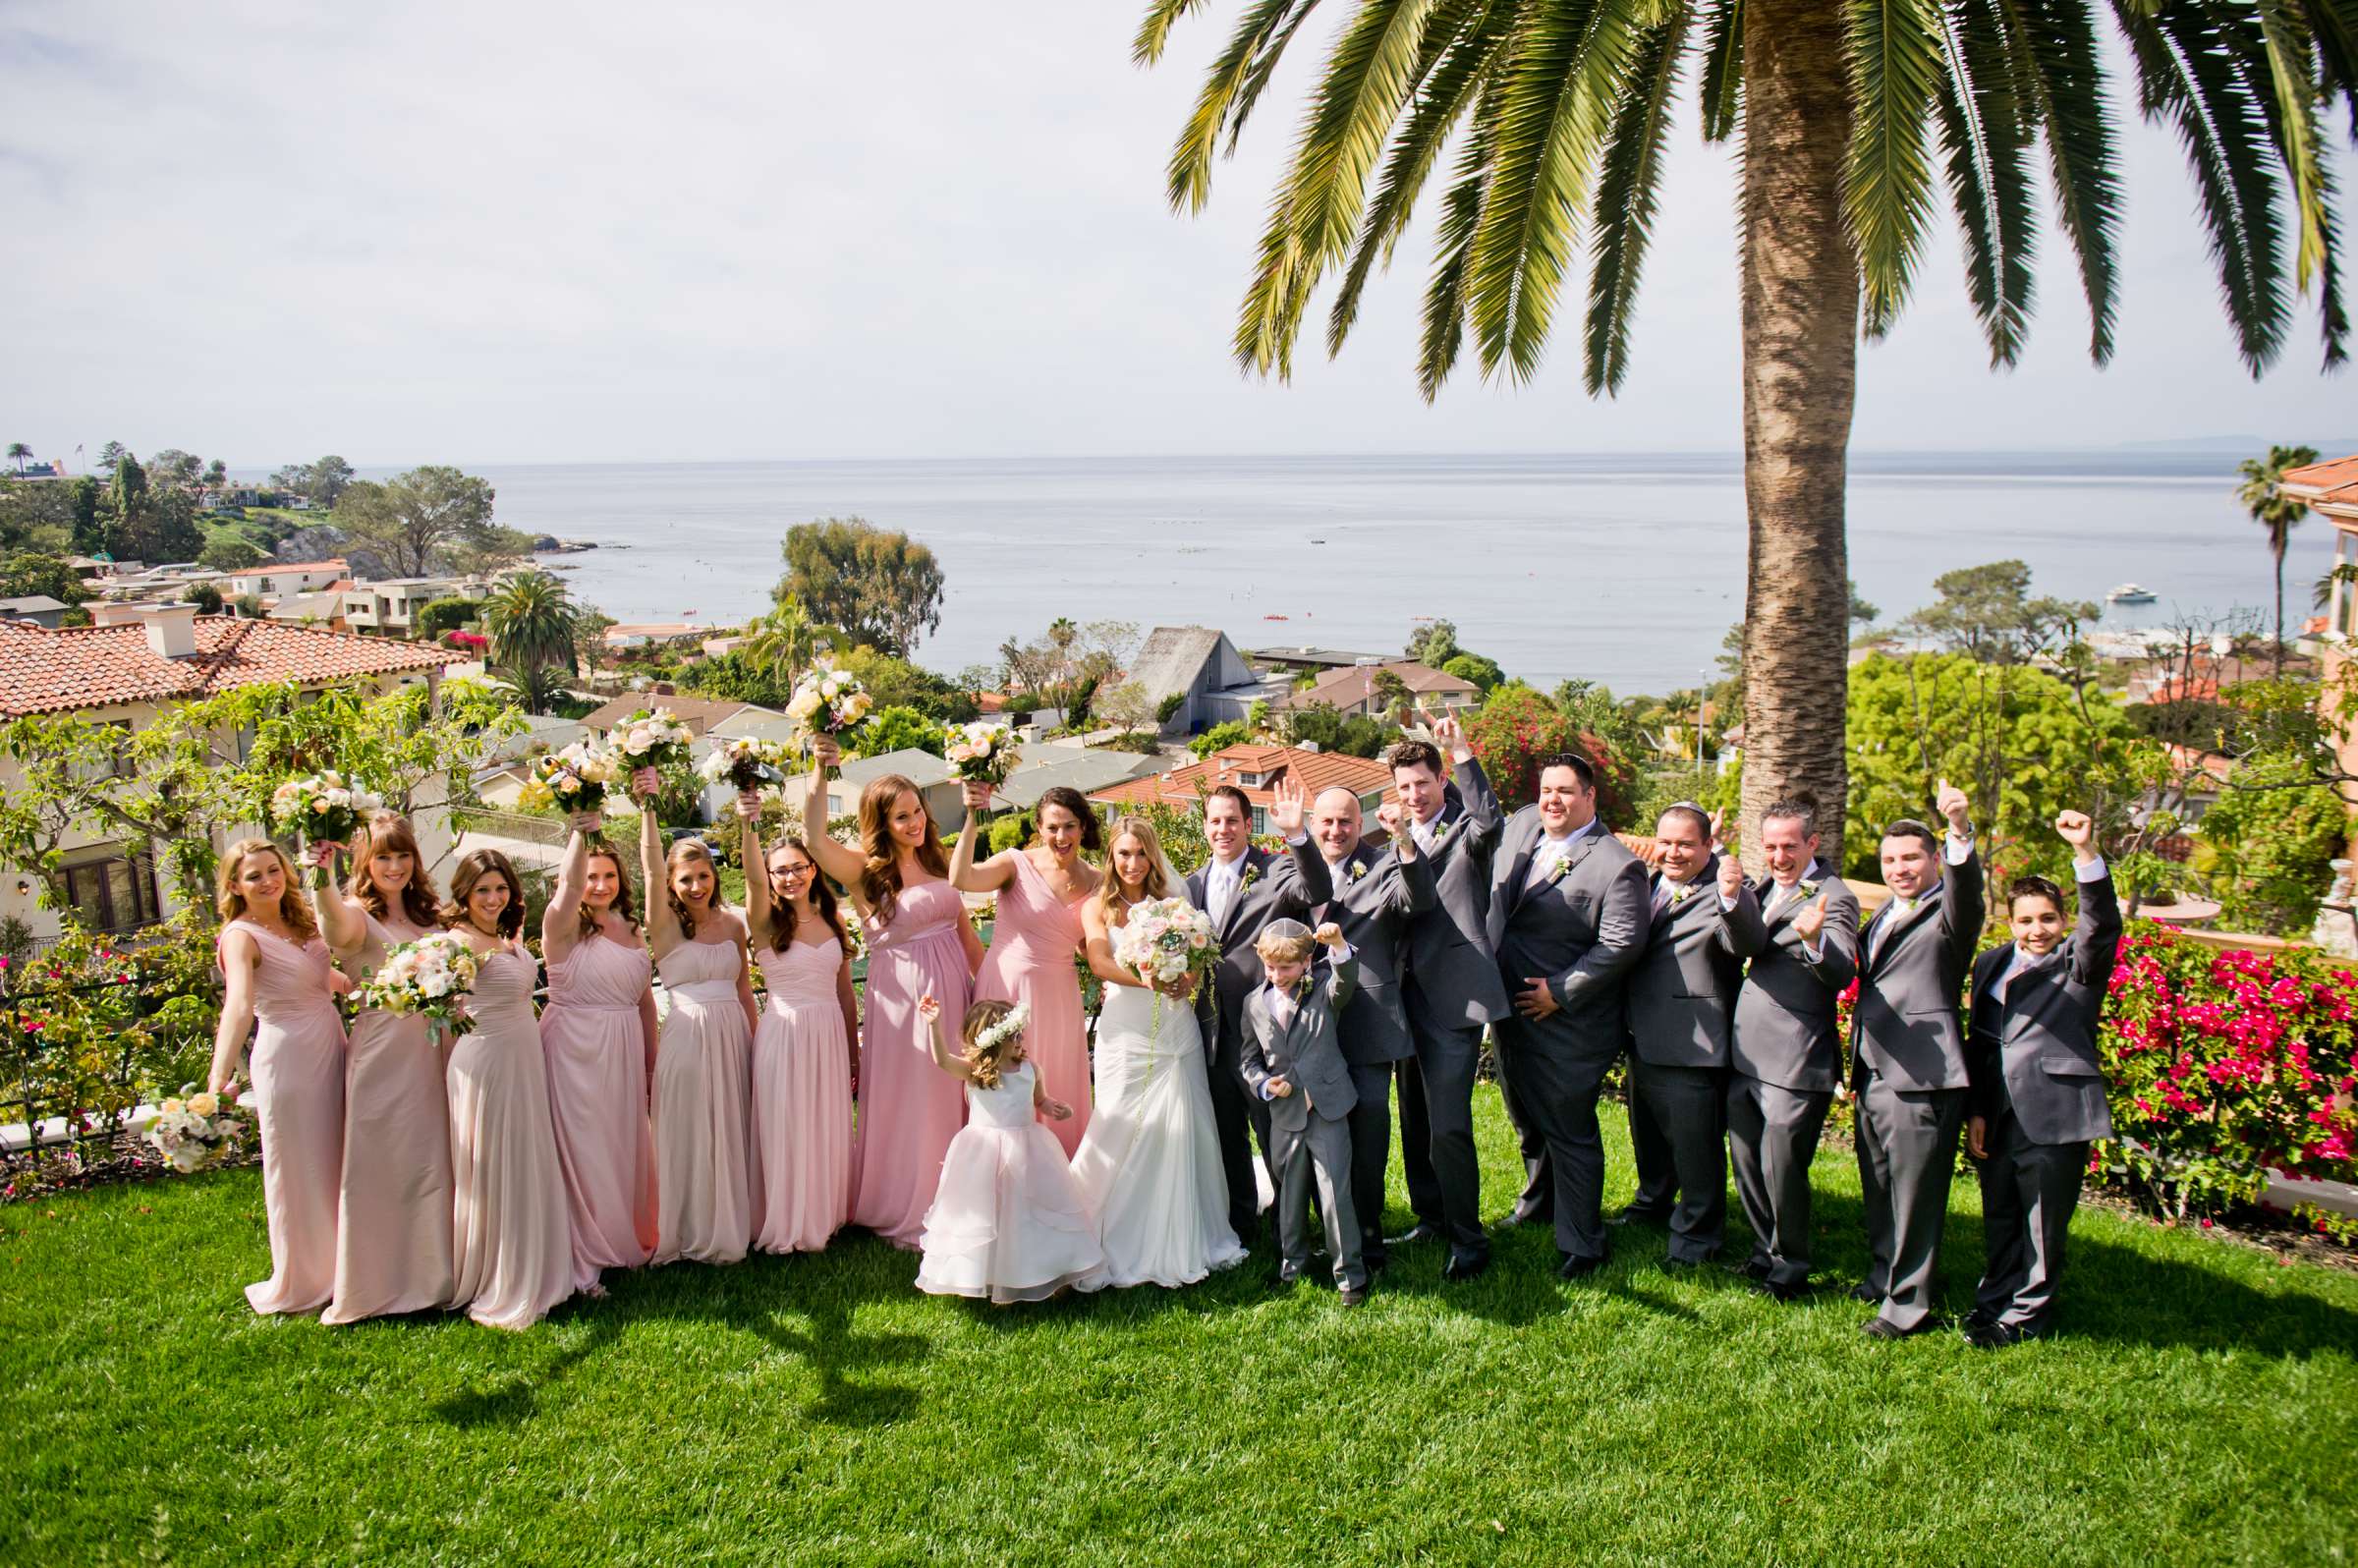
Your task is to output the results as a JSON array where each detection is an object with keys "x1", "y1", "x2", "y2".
[
  {"x1": 2281, "y1": 455, "x2": 2358, "y2": 502},
  {"x1": 235, "y1": 558, "x2": 349, "y2": 576},
  {"x1": 1089, "y1": 743, "x2": 1399, "y2": 812},
  {"x1": 1277, "y1": 659, "x2": 1480, "y2": 711},
  {"x1": 0, "y1": 617, "x2": 458, "y2": 717}
]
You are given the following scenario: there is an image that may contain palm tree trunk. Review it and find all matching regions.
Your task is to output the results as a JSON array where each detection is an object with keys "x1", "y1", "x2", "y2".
[
  {"x1": 2274, "y1": 544, "x2": 2286, "y2": 675},
  {"x1": 1736, "y1": 0, "x2": 1859, "y2": 870}
]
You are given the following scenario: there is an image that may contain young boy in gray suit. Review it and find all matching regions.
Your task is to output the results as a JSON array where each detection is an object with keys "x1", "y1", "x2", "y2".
[
  {"x1": 1240, "y1": 919, "x2": 1368, "y2": 1306},
  {"x1": 1963, "y1": 809, "x2": 2121, "y2": 1347}
]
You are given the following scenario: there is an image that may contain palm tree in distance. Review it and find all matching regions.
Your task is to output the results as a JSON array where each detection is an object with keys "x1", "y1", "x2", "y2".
[
  {"x1": 481, "y1": 571, "x2": 580, "y2": 676},
  {"x1": 5, "y1": 443, "x2": 29, "y2": 476},
  {"x1": 746, "y1": 594, "x2": 824, "y2": 689},
  {"x1": 1138, "y1": 0, "x2": 2353, "y2": 864},
  {"x1": 2237, "y1": 443, "x2": 2322, "y2": 673},
  {"x1": 492, "y1": 661, "x2": 570, "y2": 718}
]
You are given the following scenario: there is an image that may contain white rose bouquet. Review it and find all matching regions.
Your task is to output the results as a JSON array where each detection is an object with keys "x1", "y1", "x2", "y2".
[
  {"x1": 516, "y1": 740, "x2": 620, "y2": 815},
  {"x1": 698, "y1": 736, "x2": 792, "y2": 793},
  {"x1": 610, "y1": 708, "x2": 696, "y2": 773},
  {"x1": 944, "y1": 722, "x2": 1018, "y2": 786},
  {"x1": 1112, "y1": 896, "x2": 1217, "y2": 1026},
  {"x1": 267, "y1": 770, "x2": 382, "y2": 845},
  {"x1": 361, "y1": 931, "x2": 482, "y2": 1034},
  {"x1": 786, "y1": 659, "x2": 874, "y2": 740},
  {"x1": 142, "y1": 1083, "x2": 248, "y2": 1174}
]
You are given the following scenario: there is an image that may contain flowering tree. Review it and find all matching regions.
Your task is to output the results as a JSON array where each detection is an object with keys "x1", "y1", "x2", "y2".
[{"x1": 1460, "y1": 685, "x2": 1633, "y2": 825}]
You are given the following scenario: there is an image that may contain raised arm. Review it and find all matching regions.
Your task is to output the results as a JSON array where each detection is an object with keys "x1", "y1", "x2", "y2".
[
  {"x1": 1430, "y1": 708, "x2": 1500, "y2": 848},
  {"x1": 799, "y1": 736, "x2": 869, "y2": 897},
  {"x1": 958, "y1": 905, "x2": 986, "y2": 977},
  {"x1": 638, "y1": 797, "x2": 682, "y2": 954},
  {"x1": 733, "y1": 924, "x2": 759, "y2": 1037},
  {"x1": 2057, "y1": 810, "x2": 2122, "y2": 990},
  {"x1": 636, "y1": 980, "x2": 658, "y2": 1093},
  {"x1": 1318, "y1": 928, "x2": 1359, "y2": 1014},
  {"x1": 736, "y1": 795, "x2": 773, "y2": 946},
  {"x1": 308, "y1": 845, "x2": 368, "y2": 960},
  {"x1": 1935, "y1": 778, "x2": 1986, "y2": 965},
  {"x1": 542, "y1": 818, "x2": 598, "y2": 964},
  {"x1": 1376, "y1": 802, "x2": 1436, "y2": 920},
  {"x1": 948, "y1": 782, "x2": 1016, "y2": 894},
  {"x1": 1793, "y1": 886, "x2": 1860, "y2": 992},
  {"x1": 1265, "y1": 775, "x2": 1332, "y2": 914},
  {"x1": 206, "y1": 929, "x2": 259, "y2": 1094},
  {"x1": 1715, "y1": 855, "x2": 1768, "y2": 959},
  {"x1": 918, "y1": 995, "x2": 974, "y2": 1082}
]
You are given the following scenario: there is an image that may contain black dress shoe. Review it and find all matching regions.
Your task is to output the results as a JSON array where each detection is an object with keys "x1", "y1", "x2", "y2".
[
  {"x1": 1609, "y1": 1205, "x2": 1672, "y2": 1227},
  {"x1": 1442, "y1": 1248, "x2": 1490, "y2": 1281},
  {"x1": 1338, "y1": 1285, "x2": 1369, "y2": 1309},
  {"x1": 1557, "y1": 1253, "x2": 1605, "y2": 1280},
  {"x1": 1753, "y1": 1275, "x2": 1809, "y2": 1304},
  {"x1": 1861, "y1": 1316, "x2": 1937, "y2": 1340},
  {"x1": 1849, "y1": 1283, "x2": 1882, "y2": 1305},
  {"x1": 1384, "y1": 1222, "x2": 1445, "y2": 1248},
  {"x1": 1726, "y1": 1256, "x2": 1772, "y2": 1282},
  {"x1": 1663, "y1": 1249, "x2": 1719, "y2": 1270},
  {"x1": 1497, "y1": 1205, "x2": 1552, "y2": 1229}
]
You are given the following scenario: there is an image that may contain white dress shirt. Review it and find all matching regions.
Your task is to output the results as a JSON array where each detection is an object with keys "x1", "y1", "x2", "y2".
[{"x1": 1526, "y1": 817, "x2": 1598, "y2": 890}]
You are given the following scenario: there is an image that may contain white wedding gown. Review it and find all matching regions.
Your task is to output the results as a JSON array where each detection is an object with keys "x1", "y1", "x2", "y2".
[{"x1": 1072, "y1": 981, "x2": 1248, "y2": 1290}]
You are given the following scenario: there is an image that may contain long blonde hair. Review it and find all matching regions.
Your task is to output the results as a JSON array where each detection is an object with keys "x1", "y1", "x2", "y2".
[
  {"x1": 857, "y1": 774, "x2": 949, "y2": 923},
  {"x1": 1095, "y1": 815, "x2": 1172, "y2": 926},
  {"x1": 215, "y1": 838, "x2": 319, "y2": 939}
]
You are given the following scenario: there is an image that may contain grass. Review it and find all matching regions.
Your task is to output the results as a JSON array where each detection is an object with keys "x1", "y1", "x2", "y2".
[{"x1": 5, "y1": 1091, "x2": 2355, "y2": 1566}]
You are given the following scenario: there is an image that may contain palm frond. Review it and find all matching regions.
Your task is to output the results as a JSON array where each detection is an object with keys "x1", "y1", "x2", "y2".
[
  {"x1": 1226, "y1": 0, "x2": 1330, "y2": 155},
  {"x1": 1283, "y1": 0, "x2": 1447, "y2": 276},
  {"x1": 1584, "y1": 6, "x2": 1692, "y2": 392},
  {"x1": 2293, "y1": 0, "x2": 2358, "y2": 125},
  {"x1": 1418, "y1": 109, "x2": 1497, "y2": 397},
  {"x1": 1997, "y1": 0, "x2": 2118, "y2": 360},
  {"x1": 1844, "y1": 0, "x2": 1948, "y2": 336},
  {"x1": 1698, "y1": 0, "x2": 1744, "y2": 141},
  {"x1": 2254, "y1": 0, "x2": 2330, "y2": 287},
  {"x1": 1163, "y1": 0, "x2": 1322, "y2": 212},
  {"x1": 1931, "y1": 0, "x2": 2038, "y2": 363},
  {"x1": 1136, "y1": 0, "x2": 1217, "y2": 63}
]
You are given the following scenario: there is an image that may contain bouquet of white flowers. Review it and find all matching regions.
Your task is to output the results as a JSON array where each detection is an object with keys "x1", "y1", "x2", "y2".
[
  {"x1": 516, "y1": 740, "x2": 621, "y2": 815},
  {"x1": 1113, "y1": 896, "x2": 1216, "y2": 1026},
  {"x1": 267, "y1": 770, "x2": 382, "y2": 845},
  {"x1": 698, "y1": 736, "x2": 792, "y2": 793},
  {"x1": 361, "y1": 931, "x2": 481, "y2": 1034},
  {"x1": 142, "y1": 1084, "x2": 248, "y2": 1174},
  {"x1": 944, "y1": 722, "x2": 1018, "y2": 786},
  {"x1": 785, "y1": 659, "x2": 874, "y2": 740},
  {"x1": 609, "y1": 708, "x2": 697, "y2": 773}
]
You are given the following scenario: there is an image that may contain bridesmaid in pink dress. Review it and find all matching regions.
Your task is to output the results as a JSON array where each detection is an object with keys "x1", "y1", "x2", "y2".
[
  {"x1": 539, "y1": 814, "x2": 659, "y2": 1279},
  {"x1": 207, "y1": 839, "x2": 347, "y2": 1316},
  {"x1": 444, "y1": 849, "x2": 580, "y2": 1329},
  {"x1": 636, "y1": 773, "x2": 759, "y2": 1264},
  {"x1": 949, "y1": 781, "x2": 1100, "y2": 1156},
  {"x1": 738, "y1": 795, "x2": 861, "y2": 1252},
  {"x1": 309, "y1": 812, "x2": 455, "y2": 1323},
  {"x1": 803, "y1": 736, "x2": 985, "y2": 1249}
]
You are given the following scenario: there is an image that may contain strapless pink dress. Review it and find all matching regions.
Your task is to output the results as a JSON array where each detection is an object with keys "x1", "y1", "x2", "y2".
[
  {"x1": 750, "y1": 935, "x2": 854, "y2": 1253},
  {"x1": 227, "y1": 920, "x2": 348, "y2": 1316},
  {"x1": 851, "y1": 880, "x2": 973, "y2": 1249}
]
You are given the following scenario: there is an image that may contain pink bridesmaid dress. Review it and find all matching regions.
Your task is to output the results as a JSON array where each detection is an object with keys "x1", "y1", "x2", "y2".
[
  {"x1": 649, "y1": 936, "x2": 756, "y2": 1265},
  {"x1": 447, "y1": 946, "x2": 581, "y2": 1329},
  {"x1": 851, "y1": 880, "x2": 974, "y2": 1249},
  {"x1": 974, "y1": 853, "x2": 1091, "y2": 1155},
  {"x1": 229, "y1": 920, "x2": 349, "y2": 1316},
  {"x1": 541, "y1": 933, "x2": 657, "y2": 1274},
  {"x1": 323, "y1": 912, "x2": 454, "y2": 1323},
  {"x1": 750, "y1": 935, "x2": 854, "y2": 1253}
]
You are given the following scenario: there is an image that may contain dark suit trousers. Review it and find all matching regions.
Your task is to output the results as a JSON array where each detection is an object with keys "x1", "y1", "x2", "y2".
[
  {"x1": 1629, "y1": 1059, "x2": 1727, "y2": 1260},
  {"x1": 1725, "y1": 1073, "x2": 1831, "y2": 1288},
  {"x1": 1272, "y1": 1113, "x2": 1366, "y2": 1290},
  {"x1": 1975, "y1": 1108, "x2": 2088, "y2": 1332},
  {"x1": 1492, "y1": 1022, "x2": 1616, "y2": 1261},
  {"x1": 1855, "y1": 1071, "x2": 1967, "y2": 1331},
  {"x1": 1397, "y1": 1004, "x2": 1488, "y2": 1254},
  {"x1": 1491, "y1": 1051, "x2": 1553, "y2": 1221},
  {"x1": 1207, "y1": 1031, "x2": 1275, "y2": 1245},
  {"x1": 1345, "y1": 1062, "x2": 1395, "y2": 1265},
  {"x1": 1625, "y1": 1062, "x2": 1676, "y2": 1218}
]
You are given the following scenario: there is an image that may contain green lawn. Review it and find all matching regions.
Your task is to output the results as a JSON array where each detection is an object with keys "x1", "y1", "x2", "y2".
[{"x1": 6, "y1": 1091, "x2": 2354, "y2": 1566}]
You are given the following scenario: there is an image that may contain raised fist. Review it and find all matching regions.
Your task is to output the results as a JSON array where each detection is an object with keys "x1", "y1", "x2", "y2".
[
  {"x1": 1793, "y1": 891, "x2": 1829, "y2": 943},
  {"x1": 2055, "y1": 809, "x2": 2094, "y2": 849},
  {"x1": 1717, "y1": 853, "x2": 1744, "y2": 902},
  {"x1": 1935, "y1": 778, "x2": 1972, "y2": 834}
]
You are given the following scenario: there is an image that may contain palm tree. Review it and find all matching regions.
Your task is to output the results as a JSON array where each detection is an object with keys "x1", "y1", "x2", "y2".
[
  {"x1": 5, "y1": 442, "x2": 29, "y2": 476},
  {"x1": 2237, "y1": 443, "x2": 2322, "y2": 672},
  {"x1": 480, "y1": 571, "x2": 579, "y2": 675},
  {"x1": 492, "y1": 661, "x2": 570, "y2": 717},
  {"x1": 1140, "y1": 0, "x2": 2353, "y2": 863},
  {"x1": 1048, "y1": 616, "x2": 1079, "y2": 679},
  {"x1": 745, "y1": 594, "x2": 821, "y2": 687}
]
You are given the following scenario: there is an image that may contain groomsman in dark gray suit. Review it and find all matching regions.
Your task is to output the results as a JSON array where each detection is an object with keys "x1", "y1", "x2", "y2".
[
  {"x1": 1851, "y1": 780, "x2": 1985, "y2": 1338},
  {"x1": 1307, "y1": 786, "x2": 1434, "y2": 1272},
  {"x1": 1486, "y1": 753, "x2": 1651, "y2": 1277},
  {"x1": 1185, "y1": 774, "x2": 1333, "y2": 1246},
  {"x1": 1623, "y1": 804, "x2": 1767, "y2": 1264},
  {"x1": 1387, "y1": 712, "x2": 1511, "y2": 1279},
  {"x1": 1727, "y1": 798, "x2": 1860, "y2": 1300},
  {"x1": 1963, "y1": 809, "x2": 2121, "y2": 1347}
]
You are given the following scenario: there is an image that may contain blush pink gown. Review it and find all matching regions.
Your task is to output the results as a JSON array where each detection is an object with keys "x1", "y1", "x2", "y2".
[
  {"x1": 447, "y1": 945, "x2": 581, "y2": 1329},
  {"x1": 851, "y1": 880, "x2": 974, "y2": 1250},
  {"x1": 229, "y1": 921, "x2": 348, "y2": 1316},
  {"x1": 915, "y1": 1062, "x2": 1103, "y2": 1304},
  {"x1": 541, "y1": 932, "x2": 657, "y2": 1274},
  {"x1": 750, "y1": 935, "x2": 855, "y2": 1253},
  {"x1": 649, "y1": 936, "x2": 756, "y2": 1265},
  {"x1": 974, "y1": 854, "x2": 1091, "y2": 1156},
  {"x1": 323, "y1": 912, "x2": 454, "y2": 1323}
]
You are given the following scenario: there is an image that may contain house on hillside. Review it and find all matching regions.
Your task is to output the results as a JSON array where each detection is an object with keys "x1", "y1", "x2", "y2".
[
  {"x1": 341, "y1": 577, "x2": 484, "y2": 638},
  {"x1": 223, "y1": 559, "x2": 349, "y2": 601},
  {"x1": 1130, "y1": 626, "x2": 1291, "y2": 736},
  {"x1": 0, "y1": 595, "x2": 70, "y2": 629},
  {"x1": 992, "y1": 744, "x2": 1165, "y2": 811},
  {"x1": 1276, "y1": 658, "x2": 1479, "y2": 719},
  {"x1": 581, "y1": 693, "x2": 772, "y2": 740},
  {"x1": 820, "y1": 749, "x2": 965, "y2": 833},
  {"x1": 0, "y1": 605, "x2": 459, "y2": 941},
  {"x1": 1089, "y1": 743, "x2": 1396, "y2": 835}
]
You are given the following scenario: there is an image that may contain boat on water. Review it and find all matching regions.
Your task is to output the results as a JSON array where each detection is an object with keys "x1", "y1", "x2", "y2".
[{"x1": 2107, "y1": 583, "x2": 2157, "y2": 605}]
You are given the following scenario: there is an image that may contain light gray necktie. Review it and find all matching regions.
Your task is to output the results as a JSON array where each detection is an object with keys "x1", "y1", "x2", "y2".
[{"x1": 1209, "y1": 861, "x2": 1237, "y2": 926}]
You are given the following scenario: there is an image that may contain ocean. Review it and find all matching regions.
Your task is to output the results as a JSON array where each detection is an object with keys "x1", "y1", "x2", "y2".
[{"x1": 453, "y1": 451, "x2": 2335, "y2": 696}]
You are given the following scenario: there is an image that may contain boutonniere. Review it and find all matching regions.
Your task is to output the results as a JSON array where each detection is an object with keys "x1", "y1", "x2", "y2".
[
  {"x1": 1239, "y1": 864, "x2": 1263, "y2": 892},
  {"x1": 1667, "y1": 880, "x2": 1698, "y2": 906},
  {"x1": 1546, "y1": 857, "x2": 1574, "y2": 885},
  {"x1": 1430, "y1": 818, "x2": 1456, "y2": 846},
  {"x1": 1798, "y1": 879, "x2": 1822, "y2": 901},
  {"x1": 1345, "y1": 861, "x2": 1370, "y2": 884}
]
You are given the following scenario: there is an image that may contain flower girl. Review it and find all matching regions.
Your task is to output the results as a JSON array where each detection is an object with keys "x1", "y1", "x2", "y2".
[{"x1": 912, "y1": 996, "x2": 1102, "y2": 1304}]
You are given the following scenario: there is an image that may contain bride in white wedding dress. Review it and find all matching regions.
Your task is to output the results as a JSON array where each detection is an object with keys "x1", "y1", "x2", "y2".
[{"x1": 1072, "y1": 816, "x2": 1248, "y2": 1290}]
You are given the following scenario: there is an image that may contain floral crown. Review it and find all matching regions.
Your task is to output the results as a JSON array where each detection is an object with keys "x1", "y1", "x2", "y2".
[{"x1": 972, "y1": 1001, "x2": 1030, "y2": 1053}]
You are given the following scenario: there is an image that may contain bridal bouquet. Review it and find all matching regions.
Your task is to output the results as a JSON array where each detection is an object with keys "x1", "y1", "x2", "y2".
[
  {"x1": 786, "y1": 659, "x2": 873, "y2": 739},
  {"x1": 610, "y1": 708, "x2": 697, "y2": 773},
  {"x1": 516, "y1": 740, "x2": 621, "y2": 815},
  {"x1": 944, "y1": 722, "x2": 1018, "y2": 786},
  {"x1": 698, "y1": 736, "x2": 792, "y2": 793},
  {"x1": 142, "y1": 1084, "x2": 248, "y2": 1174},
  {"x1": 362, "y1": 931, "x2": 481, "y2": 1034},
  {"x1": 268, "y1": 770, "x2": 382, "y2": 845}
]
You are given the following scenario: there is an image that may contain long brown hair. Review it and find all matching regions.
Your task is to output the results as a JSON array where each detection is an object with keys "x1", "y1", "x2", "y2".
[
  {"x1": 765, "y1": 836, "x2": 850, "y2": 954},
  {"x1": 445, "y1": 848, "x2": 525, "y2": 939},
  {"x1": 348, "y1": 811, "x2": 441, "y2": 930},
  {"x1": 1095, "y1": 815, "x2": 1172, "y2": 926},
  {"x1": 664, "y1": 835, "x2": 728, "y2": 939},
  {"x1": 577, "y1": 838, "x2": 642, "y2": 942},
  {"x1": 215, "y1": 838, "x2": 319, "y2": 940},
  {"x1": 857, "y1": 773, "x2": 949, "y2": 922}
]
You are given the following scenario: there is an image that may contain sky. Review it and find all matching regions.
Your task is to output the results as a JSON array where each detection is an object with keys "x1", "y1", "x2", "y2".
[{"x1": 1, "y1": 0, "x2": 2351, "y2": 469}]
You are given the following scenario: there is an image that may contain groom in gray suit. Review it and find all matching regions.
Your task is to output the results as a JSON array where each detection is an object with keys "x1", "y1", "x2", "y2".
[
  {"x1": 1851, "y1": 781, "x2": 1985, "y2": 1338},
  {"x1": 1963, "y1": 809, "x2": 2120, "y2": 1347},
  {"x1": 1186, "y1": 775, "x2": 1333, "y2": 1246},
  {"x1": 1486, "y1": 753, "x2": 1651, "y2": 1277}
]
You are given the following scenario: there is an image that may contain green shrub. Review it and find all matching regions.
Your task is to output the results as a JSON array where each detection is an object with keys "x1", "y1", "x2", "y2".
[
  {"x1": 1155, "y1": 692, "x2": 1185, "y2": 724},
  {"x1": 415, "y1": 596, "x2": 477, "y2": 639},
  {"x1": 1189, "y1": 720, "x2": 1252, "y2": 758}
]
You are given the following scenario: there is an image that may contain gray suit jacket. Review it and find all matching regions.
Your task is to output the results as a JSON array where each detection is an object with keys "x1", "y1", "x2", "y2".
[
  {"x1": 1851, "y1": 850, "x2": 1988, "y2": 1092},
  {"x1": 1625, "y1": 855, "x2": 1768, "y2": 1069},
  {"x1": 1186, "y1": 839, "x2": 1334, "y2": 1065},
  {"x1": 1730, "y1": 871, "x2": 1861, "y2": 1092},
  {"x1": 1486, "y1": 810, "x2": 1650, "y2": 1059},
  {"x1": 1966, "y1": 868, "x2": 2122, "y2": 1145},
  {"x1": 1240, "y1": 952, "x2": 1360, "y2": 1130},
  {"x1": 1309, "y1": 843, "x2": 1435, "y2": 1066},
  {"x1": 1400, "y1": 760, "x2": 1512, "y2": 1027}
]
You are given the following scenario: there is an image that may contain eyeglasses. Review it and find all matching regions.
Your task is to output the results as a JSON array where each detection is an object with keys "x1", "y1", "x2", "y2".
[{"x1": 773, "y1": 864, "x2": 815, "y2": 879}]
